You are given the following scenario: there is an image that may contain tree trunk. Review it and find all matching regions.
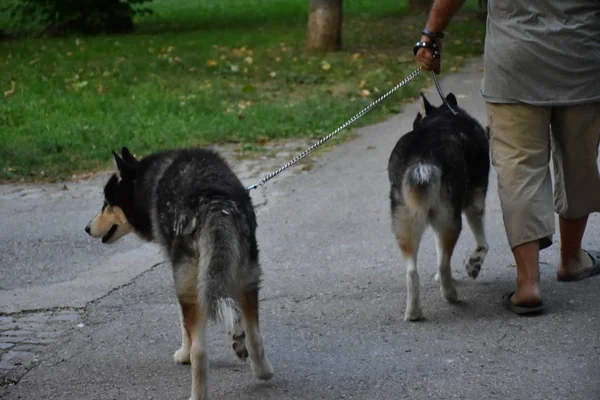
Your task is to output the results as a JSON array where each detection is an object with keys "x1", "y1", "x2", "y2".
[
  {"x1": 306, "y1": 0, "x2": 342, "y2": 52},
  {"x1": 408, "y1": 0, "x2": 432, "y2": 13}
]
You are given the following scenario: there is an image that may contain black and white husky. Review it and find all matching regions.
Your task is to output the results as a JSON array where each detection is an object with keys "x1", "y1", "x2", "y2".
[
  {"x1": 388, "y1": 93, "x2": 490, "y2": 321},
  {"x1": 85, "y1": 147, "x2": 273, "y2": 400}
]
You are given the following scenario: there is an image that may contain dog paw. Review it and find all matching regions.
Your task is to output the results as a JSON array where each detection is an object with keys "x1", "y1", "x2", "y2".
[
  {"x1": 404, "y1": 307, "x2": 424, "y2": 322},
  {"x1": 174, "y1": 347, "x2": 191, "y2": 364},
  {"x1": 465, "y1": 247, "x2": 487, "y2": 280},
  {"x1": 251, "y1": 358, "x2": 274, "y2": 381},
  {"x1": 232, "y1": 341, "x2": 249, "y2": 361},
  {"x1": 231, "y1": 332, "x2": 248, "y2": 361},
  {"x1": 442, "y1": 284, "x2": 459, "y2": 303}
]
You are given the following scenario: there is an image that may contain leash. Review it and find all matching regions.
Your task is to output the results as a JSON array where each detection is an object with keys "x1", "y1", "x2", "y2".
[
  {"x1": 432, "y1": 72, "x2": 458, "y2": 115},
  {"x1": 245, "y1": 68, "x2": 453, "y2": 191}
]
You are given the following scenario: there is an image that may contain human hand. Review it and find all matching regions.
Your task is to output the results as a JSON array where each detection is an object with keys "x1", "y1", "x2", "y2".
[{"x1": 415, "y1": 35, "x2": 442, "y2": 74}]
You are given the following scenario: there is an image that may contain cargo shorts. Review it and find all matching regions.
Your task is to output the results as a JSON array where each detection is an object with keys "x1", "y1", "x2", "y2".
[{"x1": 486, "y1": 102, "x2": 600, "y2": 249}]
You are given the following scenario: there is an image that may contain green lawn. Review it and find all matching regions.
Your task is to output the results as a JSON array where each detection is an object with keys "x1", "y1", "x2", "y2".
[{"x1": 0, "y1": 0, "x2": 485, "y2": 181}]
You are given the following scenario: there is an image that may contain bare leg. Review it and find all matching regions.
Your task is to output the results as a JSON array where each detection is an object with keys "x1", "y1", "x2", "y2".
[
  {"x1": 557, "y1": 215, "x2": 593, "y2": 278},
  {"x1": 511, "y1": 241, "x2": 542, "y2": 305}
]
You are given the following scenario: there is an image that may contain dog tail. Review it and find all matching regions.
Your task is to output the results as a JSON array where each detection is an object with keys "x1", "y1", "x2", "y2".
[
  {"x1": 197, "y1": 210, "x2": 244, "y2": 332},
  {"x1": 402, "y1": 162, "x2": 441, "y2": 211}
]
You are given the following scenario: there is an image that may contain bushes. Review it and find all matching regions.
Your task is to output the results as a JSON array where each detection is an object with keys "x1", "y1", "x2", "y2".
[{"x1": 1, "y1": 0, "x2": 153, "y2": 36}]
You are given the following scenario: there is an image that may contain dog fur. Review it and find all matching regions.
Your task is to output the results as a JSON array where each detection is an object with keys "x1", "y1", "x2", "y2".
[
  {"x1": 388, "y1": 93, "x2": 490, "y2": 321},
  {"x1": 85, "y1": 147, "x2": 273, "y2": 400}
]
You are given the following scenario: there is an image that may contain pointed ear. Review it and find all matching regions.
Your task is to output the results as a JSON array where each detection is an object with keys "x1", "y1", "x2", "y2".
[
  {"x1": 420, "y1": 93, "x2": 433, "y2": 115},
  {"x1": 413, "y1": 112, "x2": 423, "y2": 128},
  {"x1": 113, "y1": 151, "x2": 134, "y2": 180},
  {"x1": 121, "y1": 147, "x2": 137, "y2": 165},
  {"x1": 445, "y1": 93, "x2": 458, "y2": 108}
]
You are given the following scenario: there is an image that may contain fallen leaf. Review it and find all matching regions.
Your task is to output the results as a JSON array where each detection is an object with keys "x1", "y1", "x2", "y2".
[
  {"x1": 206, "y1": 59, "x2": 218, "y2": 67},
  {"x1": 189, "y1": 67, "x2": 197, "y2": 72},
  {"x1": 321, "y1": 61, "x2": 331, "y2": 71},
  {"x1": 244, "y1": 56, "x2": 253, "y2": 64},
  {"x1": 454, "y1": 40, "x2": 463, "y2": 45},
  {"x1": 275, "y1": 57, "x2": 282, "y2": 63},
  {"x1": 97, "y1": 83, "x2": 105, "y2": 94},
  {"x1": 72, "y1": 81, "x2": 88, "y2": 90},
  {"x1": 352, "y1": 53, "x2": 361, "y2": 61},
  {"x1": 256, "y1": 136, "x2": 269, "y2": 145},
  {"x1": 231, "y1": 65, "x2": 240, "y2": 72},
  {"x1": 270, "y1": 71, "x2": 277, "y2": 78},
  {"x1": 359, "y1": 80, "x2": 366, "y2": 88},
  {"x1": 29, "y1": 58, "x2": 40, "y2": 66},
  {"x1": 4, "y1": 78, "x2": 16, "y2": 98},
  {"x1": 360, "y1": 89, "x2": 370, "y2": 97}
]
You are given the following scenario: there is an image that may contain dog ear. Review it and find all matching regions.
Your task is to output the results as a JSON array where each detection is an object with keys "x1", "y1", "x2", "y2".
[
  {"x1": 445, "y1": 93, "x2": 458, "y2": 108},
  {"x1": 121, "y1": 147, "x2": 138, "y2": 165},
  {"x1": 420, "y1": 93, "x2": 433, "y2": 115},
  {"x1": 113, "y1": 151, "x2": 135, "y2": 180},
  {"x1": 413, "y1": 112, "x2": 423, "y2": 128}
]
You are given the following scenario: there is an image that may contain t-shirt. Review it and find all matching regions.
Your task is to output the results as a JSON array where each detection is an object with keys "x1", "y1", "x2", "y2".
[{"x1": 481, "y1": 0, "x2": 600, "y2": 105}]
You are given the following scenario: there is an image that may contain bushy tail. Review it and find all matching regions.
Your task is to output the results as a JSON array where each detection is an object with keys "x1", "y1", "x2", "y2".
[
  {"x1": 197, "y1": 212, "x2": 242, "y2": 333},
  {"x1": 402, "y1": 162, "x2": 441, "y2": 211}
]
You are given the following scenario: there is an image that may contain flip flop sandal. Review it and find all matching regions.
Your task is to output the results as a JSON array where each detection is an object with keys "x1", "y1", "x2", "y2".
[
  {"x1": 502, "y1": 292, "x2": 544, "y2": 315},
  {"x1": 557, "y1": 249, "x2": 600, "y2": 282}
]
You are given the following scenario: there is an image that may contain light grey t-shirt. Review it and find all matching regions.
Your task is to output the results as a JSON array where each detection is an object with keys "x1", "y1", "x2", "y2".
[{"x1": 481, "y1": 0, "x2": 600, "y2": 105}]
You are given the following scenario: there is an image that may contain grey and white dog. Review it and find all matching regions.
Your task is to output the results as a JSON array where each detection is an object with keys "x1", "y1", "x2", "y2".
[
  {"x1": 388, "y1": 93, "x2": 490, "y2": 321},
  {"x1": 85, "y1": 147, "x2": 273, "y2": 400}
]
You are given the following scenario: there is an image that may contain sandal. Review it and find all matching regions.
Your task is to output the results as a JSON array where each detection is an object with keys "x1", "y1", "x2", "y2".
[
  {"x1": 557, "y1": 249, "x2": 600, "y2": 282},
  {"x1": 502, "y1": 292, "x2": 544, "y2": 315}
]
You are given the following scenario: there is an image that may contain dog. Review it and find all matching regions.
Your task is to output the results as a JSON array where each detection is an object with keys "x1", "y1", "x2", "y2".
[
  {"x1": 388, "y1": 93, "x2": 490, "y2": 321},
  {"x1": 85, "y1": 147, "x2": 273, "y2": 400}
]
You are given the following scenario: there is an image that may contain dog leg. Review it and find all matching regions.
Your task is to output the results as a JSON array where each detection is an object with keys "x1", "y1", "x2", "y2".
[
  {"x1": 240, "y1": 288, "x2": 273, "y2": 380},
  {"x1": 393, "y1": 206, "x2": 426, "y2": 321},
  {"x1": 434, "y1": 228, "x2": 460, "y2": 303},
  {"x1": 464, "y1": 190, "x2": 489, "y2": 279},
  {"x1": 185, "y1": 302, "x2": 209, "y2": 400},
  {"x1": 174, "y1": 302, "x2": 192, "y2": 364},
  {"x1": 229, "y1": 314, "x2": 249, "y2": 361},
  {"x1": 431, "y1": 210, "x2": 460, "y2": 303}
]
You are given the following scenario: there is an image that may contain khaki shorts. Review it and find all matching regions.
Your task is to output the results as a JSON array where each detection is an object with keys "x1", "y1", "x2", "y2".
[{"x1": 487, "y1": 102, "x2": 600, "y2": 249}]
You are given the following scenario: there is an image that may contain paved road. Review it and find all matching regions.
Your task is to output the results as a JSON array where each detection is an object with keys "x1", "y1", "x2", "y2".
[{"x1": 2, "y1": 59, "x2": 599, "y2": 399}]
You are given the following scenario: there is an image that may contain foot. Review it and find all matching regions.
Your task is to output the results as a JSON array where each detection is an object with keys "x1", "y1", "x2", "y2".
[
  {"x1": 174, "y1": 347, "x2": 191, "y2": 364},
  {"x1": 557, "y1": 249, "x2": 600, "y2": 282},
  {"x1": 502, "y1": 292, "x2": 544, "y2": 315}
]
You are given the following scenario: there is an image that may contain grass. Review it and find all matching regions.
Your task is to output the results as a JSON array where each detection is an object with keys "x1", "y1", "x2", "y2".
[{"x1": 0, "y1": 0, "x2": 485, "y2": 181}]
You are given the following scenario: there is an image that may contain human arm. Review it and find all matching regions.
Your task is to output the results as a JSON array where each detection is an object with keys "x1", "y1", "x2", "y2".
[{"x1": 415, "y1": 0, "x2": 466, "y2": 73}]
